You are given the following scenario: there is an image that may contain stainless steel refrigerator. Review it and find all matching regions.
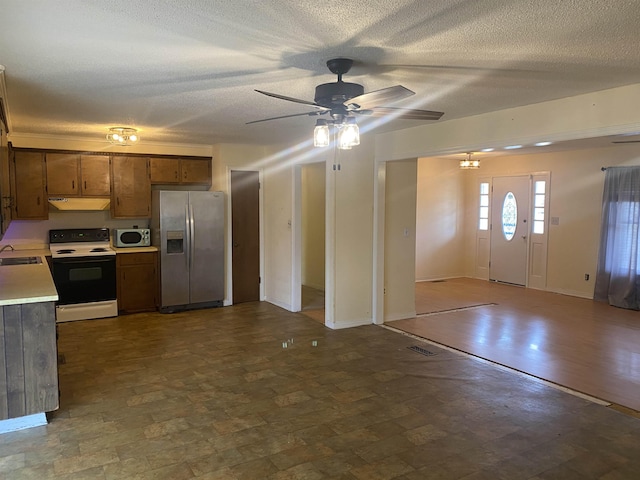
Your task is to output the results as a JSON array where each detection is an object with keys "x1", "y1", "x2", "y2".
[{"x1": 151, "y1": 190, "x2": 224, "y2": 312}]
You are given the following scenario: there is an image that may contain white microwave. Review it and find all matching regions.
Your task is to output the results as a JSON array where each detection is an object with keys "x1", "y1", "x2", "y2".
[{"x1": 113, "y1": 228, "x2": 151, "y2": 247}]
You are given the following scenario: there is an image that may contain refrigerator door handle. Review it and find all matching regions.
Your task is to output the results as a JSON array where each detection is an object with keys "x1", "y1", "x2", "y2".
[
  {"x1": 185, "y1": 203, "x2": 191, "y2": 269},
  {"x1": 189, "y1": 203, "x2": 195, "y2": 271}
]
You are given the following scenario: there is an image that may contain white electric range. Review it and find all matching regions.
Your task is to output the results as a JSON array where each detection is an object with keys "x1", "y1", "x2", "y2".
[{"x1": 49, "y1": 228, "x2": 118, "y2": 322}]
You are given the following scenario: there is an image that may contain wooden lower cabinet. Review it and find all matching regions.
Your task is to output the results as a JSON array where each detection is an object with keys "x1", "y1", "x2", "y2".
[
  {"x1": 0, "y1": 302, "x2": 58, "y2": 420},
  {"x1": 116, "y1": 251, "x2": 158, "y2": 313}
]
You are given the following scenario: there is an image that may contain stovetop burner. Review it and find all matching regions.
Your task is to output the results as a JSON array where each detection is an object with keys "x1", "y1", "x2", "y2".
[{"x1": 49, "y1": 228, "x2": 115, "y2": 258}]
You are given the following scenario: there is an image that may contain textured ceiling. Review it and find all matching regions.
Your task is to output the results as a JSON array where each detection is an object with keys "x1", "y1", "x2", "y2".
[{"x1": 1, "y1": 0, "x2": 640, "y2": 147}]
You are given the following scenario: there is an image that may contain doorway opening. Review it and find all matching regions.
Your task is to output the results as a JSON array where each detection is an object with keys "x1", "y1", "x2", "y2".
[{"x1": 300, "y1": 162, "x2": 326, "y2": 324}]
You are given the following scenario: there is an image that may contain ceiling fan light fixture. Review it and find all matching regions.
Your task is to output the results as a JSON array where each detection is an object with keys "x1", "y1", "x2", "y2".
[
  {"x1": 107, "y1": 127, "x2": 140, "y2": 146},
  {"x1": 337, "y1": 117, "x2": 359, "y2": 150},
  {"x1": 313, "y1": 119, "x2": 330, "y2": 147}
]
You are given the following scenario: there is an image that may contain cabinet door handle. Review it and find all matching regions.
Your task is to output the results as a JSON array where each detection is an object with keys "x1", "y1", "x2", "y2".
[
  {"x1": 175, "y1": 171, "x2": 178, "y2": 180},
  {"x1": 37, "y1": 196, "x2": 40, "y2": 205},
  {"x1": 84, "y1": 181, "x2": 87, "y2": 190},
  {"x1": 117, "y1": 197, "x2": 120, "y2": 206},
  {"x1": 72, "y1": 180, "x2": 75, "y2": 190}
]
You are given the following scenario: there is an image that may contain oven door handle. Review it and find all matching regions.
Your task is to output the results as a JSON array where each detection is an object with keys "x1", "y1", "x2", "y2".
[{"x1": 53, "y1": 256, "x2": 115, "y2": 264}]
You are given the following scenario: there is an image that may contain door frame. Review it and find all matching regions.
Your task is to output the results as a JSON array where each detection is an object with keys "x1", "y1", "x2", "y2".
[
  {"x1": 226, "y1": 167, "x2": 264, "y2": 305},
  {"x1": 475, "y1": 171, "x2": 551, "y2": 290}
]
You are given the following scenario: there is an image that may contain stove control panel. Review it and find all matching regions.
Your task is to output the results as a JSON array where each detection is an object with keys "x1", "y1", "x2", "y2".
[{"x1": 49, "y1": 228, "x2": 110, "y2": 244}]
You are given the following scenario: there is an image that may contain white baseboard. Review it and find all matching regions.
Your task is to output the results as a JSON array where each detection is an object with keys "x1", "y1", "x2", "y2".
[
  {"x1": 325, "y1": 317, "x2": 372, "y2": 330},
  {"x1": 266, "y1": 298, "x2": 294, "y2": 312}
]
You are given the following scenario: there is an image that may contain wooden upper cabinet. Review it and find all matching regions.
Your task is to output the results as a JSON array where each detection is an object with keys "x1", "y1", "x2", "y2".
[
  {"x1": 46, "y1": 153, "x2": 110, "y2": 197},
  {"x1": 11, "y1": 151, "x2": 48, "y2": 220},
  {"x1": 150, "y1": 157, "x2": 180, "y2": 184},
  {"x1": 80, "y1": 155, "x2": 110, "y2": 196},
  {"x1": 110, "y1": 156, "x2": 151, "y2": 218},
  {"x1": 150, "y1": 157, "x2": 211, "y2": 185},
  {"x1": 181, "y1": 158, "x2": 211, "y2": 184},
  {"x1": 46, "y1": 153, "x2": 80, "y2": 196}
]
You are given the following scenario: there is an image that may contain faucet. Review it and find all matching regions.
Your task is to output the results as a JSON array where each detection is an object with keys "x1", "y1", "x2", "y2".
[{"x1": 0, "y1": 244, "x2": 15, "y2": 253}]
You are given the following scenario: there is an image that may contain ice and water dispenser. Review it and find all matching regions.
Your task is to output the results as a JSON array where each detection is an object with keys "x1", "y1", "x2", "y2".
[{"x1": 166, "y1": 230, "x2": 184, "y2": 254}]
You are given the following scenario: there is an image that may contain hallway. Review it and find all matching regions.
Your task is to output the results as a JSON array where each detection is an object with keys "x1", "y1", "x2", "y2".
[{"x1": 389, "y1": 278, "x2": 640, "y2": 413}]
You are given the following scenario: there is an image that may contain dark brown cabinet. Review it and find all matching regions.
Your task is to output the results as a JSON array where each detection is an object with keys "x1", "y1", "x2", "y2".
[
  {"x1": 110, "y1": 156, "x2": 151, "y2": 218},
  {"x1": 116, "y1": 251, "x2": 158, "y2": 313},
  {"x1": 46, "y1": 153, "x2": 111, "y2": 197},
  {"x1": 150, "y1": 157, "x2": 211, "y2": 185},
  {"x1": 10, "y1": 150, "x2": 48, "y2": 220},
  {"x1": 80, "y1": 155, "x2": 111, "y2": 196}
]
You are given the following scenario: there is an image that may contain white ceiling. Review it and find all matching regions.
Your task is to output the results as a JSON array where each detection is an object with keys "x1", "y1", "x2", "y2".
[{"x1": 2, "y1": 0, "x2": 640, "y2": 149}]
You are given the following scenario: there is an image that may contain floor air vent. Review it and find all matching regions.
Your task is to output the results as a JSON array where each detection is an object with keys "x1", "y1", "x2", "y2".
[{"x1": 408, "y1": 345, "x2": 437, "y2": 356}]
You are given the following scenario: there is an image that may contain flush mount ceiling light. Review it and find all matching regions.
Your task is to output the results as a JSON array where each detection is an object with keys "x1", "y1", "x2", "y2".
[
  {"x1": 106, "y1": 127, "x2": 140, "y2": 146},
  {"x1": 459, "y1": 152, "x2": 480, "y2": 169}
]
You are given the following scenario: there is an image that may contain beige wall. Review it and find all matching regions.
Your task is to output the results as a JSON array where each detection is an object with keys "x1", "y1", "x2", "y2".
[
  {"x1": 327, "y1": 141, "x2": 376, "y2": 328},
  {"x1": 463, "y1": 144, "x2": 640, "y2": 298},
  {"x1": 413, "y1": 143, "x2": 640, "y2": 299},
  {"x1": 384, "y1": 159, "x2": 417, "y2": 321},
  {"x1": 301, "y1": 162, "x2": 325, "y2": 290},
  {"x1": 415, "y1": 157, "x2": 466, "y2": 281}
]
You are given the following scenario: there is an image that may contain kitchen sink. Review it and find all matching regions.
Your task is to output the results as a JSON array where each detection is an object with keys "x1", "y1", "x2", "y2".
[{"x1": 0, "y1": 256, "x2": 43, "y2": 266}]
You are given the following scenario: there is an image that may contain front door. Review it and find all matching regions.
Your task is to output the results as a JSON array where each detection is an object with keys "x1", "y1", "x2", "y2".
[
  {"x1": 231, "y1": 170, "x2": 260, "y2": 303},
  {"x1": 490, "y1": 175, "x2": 530, "y2": 286}
]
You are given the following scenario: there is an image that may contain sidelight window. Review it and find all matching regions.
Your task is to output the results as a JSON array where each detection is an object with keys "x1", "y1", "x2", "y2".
[
  {"x1": 479, "y1": 182, "x2": 489, "y2": 230},
  {"x1": 533, "y1": 181, "x2": 546, "y2": 234}
]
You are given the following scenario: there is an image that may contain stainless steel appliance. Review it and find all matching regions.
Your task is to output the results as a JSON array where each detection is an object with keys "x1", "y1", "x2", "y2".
[
  {"x1": 151, "y1": 190, "x2": 224, "y2": 312},
  {"x1": 113, "y1": 228, "x2": 151, "y2": 247},
  {"x1": 49, "y1": 228, "x2": 118, "y2": 322}
]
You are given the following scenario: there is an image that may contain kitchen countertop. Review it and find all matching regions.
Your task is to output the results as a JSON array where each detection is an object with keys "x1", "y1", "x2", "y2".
[{"x1": 0, "y1": 249, "x2": 58, "y2": 306}]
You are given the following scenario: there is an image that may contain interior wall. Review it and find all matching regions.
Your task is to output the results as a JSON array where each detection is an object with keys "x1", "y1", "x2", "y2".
[
  {"x1": 301, "y1": 162, "x2": 325, "y2": 290},
  {"x1": 329, "y1": 141, "x2": 375, "y2": 328},
  {"x1": 415, "y1": 157, "x2": 465, "y2": 281},
  {"x1": 384, "y1": 159, "x2": 417, "y2": 322},
  {"x1": 459, "y1": 143, "x2": 640, "y2": 298}
]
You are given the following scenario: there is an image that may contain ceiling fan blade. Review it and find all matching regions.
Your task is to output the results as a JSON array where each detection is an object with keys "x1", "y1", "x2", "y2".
[
  {"x1": 612, "y1": 140, "x2": 640, "y2": 143},
  {"x1": 357, "y1": 107, "x2": 444, "y2": 121},
  {"x1": 255, "y1": 89, "x2": 328, "y2": 110},
  {"x1": 345, "y1": 85, "x2": 414, "y2": 110},
  {"x1": 246, "y1": 111, "x2": 326, "y2": 125}
]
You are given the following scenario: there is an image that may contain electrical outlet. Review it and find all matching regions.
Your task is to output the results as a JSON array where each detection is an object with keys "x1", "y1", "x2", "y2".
[{"x1": 584, "y1": 273, "x2": 590, "y2": 281}]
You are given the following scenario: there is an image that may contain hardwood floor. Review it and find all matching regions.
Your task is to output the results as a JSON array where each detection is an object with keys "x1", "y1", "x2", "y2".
[
  {"x1": 390, "y1": 277, "x2": 640, "y2": 412},
  {"x1": 0, "y1": 301, "x2": 639, "y2": 478}
]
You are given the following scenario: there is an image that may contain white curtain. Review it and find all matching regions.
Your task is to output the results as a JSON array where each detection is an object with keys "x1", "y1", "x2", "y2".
[{"x1": 594, "y1": 166, "x2": 640, "y2": 310}]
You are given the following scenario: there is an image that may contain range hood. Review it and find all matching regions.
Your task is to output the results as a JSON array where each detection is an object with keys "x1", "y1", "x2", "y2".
[{"x1": 48, "y1": 197, "x2": 110, "y2": 211}]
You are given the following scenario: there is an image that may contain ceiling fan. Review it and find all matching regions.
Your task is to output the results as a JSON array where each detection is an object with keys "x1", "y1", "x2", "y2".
[{"x1": 247, "y1": 58, "x2": 444, "y2": 126}]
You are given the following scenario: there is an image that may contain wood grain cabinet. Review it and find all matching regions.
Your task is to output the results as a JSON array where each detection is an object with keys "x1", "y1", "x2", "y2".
[
  {"x1": 10, "y1": 150, "x2": 48, "y2": 220},
  {"x1": 110, "y1": 156, "x2": 151, "y2": 218},
  {"x1": 46, "y1": 153, "x2": 110, "y2": 197},
  {"x1": 0, "y1": 302, "x2": 58, "y2": 420},
  {"x1": 116, "y1": 251, "x2": 158, "y2": 313},
  {"x1": 150, "y1": 157, "x2": 211, "y2": 185}
]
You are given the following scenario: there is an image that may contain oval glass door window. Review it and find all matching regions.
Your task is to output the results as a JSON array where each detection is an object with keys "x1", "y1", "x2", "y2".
[{"x1": 502, "y1": 192, "x2": 517, "y2": 241}]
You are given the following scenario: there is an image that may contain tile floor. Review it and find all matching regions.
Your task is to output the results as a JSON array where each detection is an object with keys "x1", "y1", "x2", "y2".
[{"x1": 1, "y1": 301, "x2": 639, "y2": 479}]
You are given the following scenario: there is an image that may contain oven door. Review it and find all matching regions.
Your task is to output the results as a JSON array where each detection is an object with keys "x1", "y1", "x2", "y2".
[{"x1": 52, "y1": 255, "x2": 116, "y2": 305}]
